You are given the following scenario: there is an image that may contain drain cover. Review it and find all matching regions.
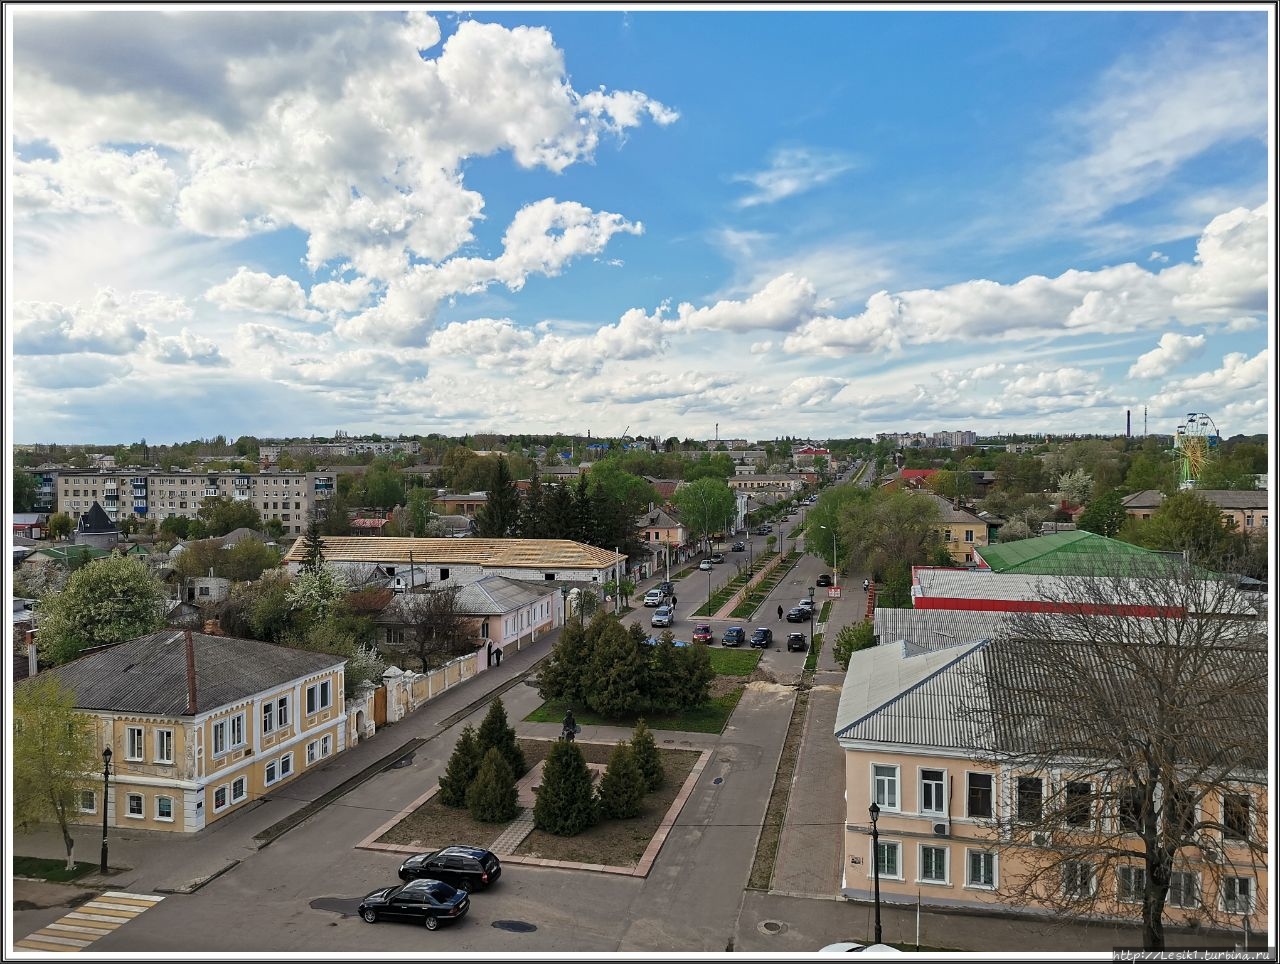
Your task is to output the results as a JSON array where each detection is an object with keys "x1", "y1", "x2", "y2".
[
  {"x1": 712, "y1": 777, "x2": 723, "y2": 785},
  {"x1": 492, "y1": 920, "x2": 537, "y2": 933},
  {"x1": 756, "y1": 920, "x2": 788, "y2": 936}
]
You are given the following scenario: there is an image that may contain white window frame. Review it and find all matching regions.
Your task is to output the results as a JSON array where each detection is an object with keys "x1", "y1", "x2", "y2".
[
  {"x1": 918, "y1": 844, "x2": 949, "y2": 885},
  {"x1": 966, "y1": 771, "x2": 994, "y2": 819},
  {"x1": 277, "y1": 696, "x2": 290, "y2": 729},
  {"x1": 306, "y1": 741, "x2": 318, "y2": 765},
  {"x1": 213, "y1": 785, "x2": 228, "y2": 812},
  {"x1": 321, "y1": 734, "x2": 332, "y2": 757},
  {"x1": 280, "y1": 753, "x2": 293, "y2": 778},
  {"x1": 229, "y1": 712, "x2": 245, "y2": 749},
  {"x1": 306, "y1": 680, "x2": 332, "y2": 715},
  {"x1": 1116, "y1": 865, "x2": 1145, "y2": 904},
  {"x1": 126, "y1": 792, "x2": 145, "y2": 819},
  {"x1": 1221, "y1": 876, "x2": 1255, "y2": 915},
  {"x1": 155, "y1": 728, "x2": 174, "y2": 764},
  {"x1": 919, "y1": 767, "x2": 946, "y2": 816},
  {"x1": 1222, "y1": 790, "x2": 1252, "y2": 842},
  {"x1": 126, "y1": 726, "x2": 145, "y2": 761},
  {"x1": 155, "y1": 796, "x2": 174, "y2": 822},
  {"x1": 1061, "y1": 860, "x2": 1095, "y2": 899},
  {"x1": 265, "y1": 760, "x2": 278, "y2": 785},
  {"x1": 1168, "y1": 871, "x2": 1199, "y2": 910},
  {"x1": 79, "y1": 790, "x2": 97, "y2": 814},
  {"x1": 965, "y1": 849, "x2": 997, "y2": 890},
  {"x1": 872, "y1": 839, "x2": 903, "y2": 881},
  {"x1": 1063, "y1": 778, "x2": 1095, "y2": 829},
  {"x1": 212, "y1": 719, "x2": 227, "y2": 756},
  {"x1": 1015, "y1": 774, "x2": 1044, "y2": 825},
  {"x1": 262, "y1": 700, "x2": 275, "y2": 735},
  {"x1": 231, "y1": 776, "x2": 247, "y2": 803},
  {"x1": 872, "y1": 764, "x2": 900, "y2": 811}
]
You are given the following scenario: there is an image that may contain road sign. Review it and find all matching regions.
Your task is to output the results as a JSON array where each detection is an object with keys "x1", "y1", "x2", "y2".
[{"x1": 829, "y1": 587, "x2": 841, "y2": 598}]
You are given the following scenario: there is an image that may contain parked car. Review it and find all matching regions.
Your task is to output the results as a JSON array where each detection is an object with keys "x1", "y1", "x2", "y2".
[
  {"x1": 755, "y1": 524, "x2": 773, "y2": 534},
  {"x1": 692, "y1": 624, "x2": 713, "y2": 644},
  {"x1": 358, "y1": 879, "x2": 470, "y2": 930},
  {"x1": 651, "y1": 605, "x2": 674, "y2": 627},
  {"x1": 644, "y1": 635, "x2": 689, "y2": 647},
  {"x1": 816, "y1": 573, "x2": 833, "y2": 587},
  {"x1": 787, "y1": 632, "x2": 808, "y2": 652},
  {"x1": 786, "y1": 607, "x2": 812, "y2": 622},
  {"x1": 750, "y1": 627, "x2": 773, "y2": 649},
  {"x1": 699, "y1": 559, "x2": 714, "y2": 571},
  {"x1": 643, "y1": 588, "x2": 666, "y2": 607},
  {"x1": 722, "y1": 626, "x2": 746, "y2": 647},
  {"x1": 658, "y1": 581, "x2": 675, "y2": 595},
  {"x1": 731, "y1": 541, "x2": 746, "y2": 552},
  {"x1": 710, "y1": 552, "x2": 725, "y2": 564},
  {"x1": 398, "y1": 846, "x2": 502, "y2": 892},
  {"x1": 798, "y1": 597, "x2": 815, "y2": 612}
]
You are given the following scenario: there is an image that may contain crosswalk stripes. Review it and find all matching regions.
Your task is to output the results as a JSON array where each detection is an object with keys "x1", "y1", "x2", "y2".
[{"x1": 16, "y1": 891, "x2": 165, "y2": 953}]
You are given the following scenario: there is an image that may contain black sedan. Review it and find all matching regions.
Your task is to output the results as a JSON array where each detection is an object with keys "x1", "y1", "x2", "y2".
[
  {"x1": 722, "y1": 626, "x2": 746, "y2": 647},
  {"x1": 816, "y1": 573, "x2": 833, "y2": 587},
  {"x1": 359, "y1": 879, "x2": 470, "y2": 930},
  {"x1": 398, "y1": 846, "x2": 501, "y2": 892},
  {"x1": 786, "y1": 607, "x2": 812, "y2": 622},
  {"x1": 787, "y1": 632, "x2": 808, "y2": 652},
  {"x1": 750, "y1": 627, "x2": 773, "y2": 649},
  {"x1": 731, "y1": 541, "x2": 746, "y2": 552}
]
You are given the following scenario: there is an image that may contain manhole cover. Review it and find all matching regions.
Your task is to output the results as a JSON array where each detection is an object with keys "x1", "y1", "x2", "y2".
[
  {"x1": 712, "y1": 777, "x2": 723, "y2": 785},
  {"x1": 757, "y1": 920, "x2": 788, "y2": 936},
  {"x1": 492, "y1": 920, "x2": 537, "y2": 933}
]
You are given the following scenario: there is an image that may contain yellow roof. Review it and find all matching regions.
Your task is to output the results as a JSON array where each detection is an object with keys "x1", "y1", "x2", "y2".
[{"x1": 282, "y1": 537, "x2": 623, "y2": 570}]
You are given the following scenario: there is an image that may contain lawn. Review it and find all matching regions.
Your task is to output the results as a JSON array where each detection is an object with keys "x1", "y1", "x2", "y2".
[
  {"x1": 708, "y1": 647, "x2": 761, "y2": 675},
  {"x1": 13, "y1": 856, "x2": 96, "y2": 883}
]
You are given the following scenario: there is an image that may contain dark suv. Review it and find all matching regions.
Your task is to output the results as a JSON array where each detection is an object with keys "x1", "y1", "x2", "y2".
[
  {"x1": 750, "y1": 627, "x2": 773, "y2": 649},
  {"x1": 787, "y1": 632, "x2": 808, "y2": 652},
  {"x1": 398, "y1": 846, "x2": 502, "y2": 892}
]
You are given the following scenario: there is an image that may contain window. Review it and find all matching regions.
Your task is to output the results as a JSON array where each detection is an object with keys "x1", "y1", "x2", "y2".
[
  {"x1": 155, "y1": 729, "x2": 173, "y2": 764},
  {"x1": 213, "y1": 720, "x2": 227, "y2": 755},
  {"x1": 306, "y1": 741, "x2": 318, "y2": 765},
  {"x1": 439, "y1": 567, "x2": 450, "y2": 581},
  {"x1": 126, "y1": 793, "x2": 144, "y2": 818},
  {"x1": 80, "y1": 790, "x2": 96, "y2": 813},
  {"x1": 1117, "y1": 865, "x2": 1145, "y2": 903},
  {"x1": 1062, "y1": 861, "x2": 1095, "y2": 899},
  {"x1": 1223, "y1": 793, "x2": 1250, "y2": 841},
  {"x1": 156, "y1": 796, "x2": 174, "y2": 821},
  {"x1": 306, "y1": 680, "x2": 332, "y2": 715},
  {"x1": 213, "y1": 786, "x2": 228, "y2": 811},
  {"x1": 1119, "y1": 786, "x2": 1144, "y2": 834},
  {"x1": 967, "y1": 773, "x2": 992, "y2": 818},
  {"x1": 126, "y1": 726, "x2": 144, "y2": 761},
  {"x1": 230, "y1": 713, "x2": 245, "y2": 749},
  {"x1": 1016, "y1": 776, "x2": 1043, "y2": 824},
  {"x1": 1065, "y1": 781, "x2": 1093, "y2": 827},
  {"x1": 277, "y1": 696, "x2": 289, "y2": 729},
  {"x1": 920, "y1": 845, "x2": 948, "y2": 883},
  {"x1": 280, "y1": 754, "x2": 293, "y2": 777},
  {"x1": 873, "y1": 765, "x2": 899, "y2": 810},
  {"x1": 231, "y1": 777, "x2": 247, "y2": 803},
  {"x1": 875, "y1": 840, "x2": 901, "y2": 878},
  {"x1": 1165, "y1": 787, "x2": 1194, "y2": 837},
  {"x1": 920, "y1": 769, "x2": 946, "y2": 815},
  {"x1": 263, "y1": 700, "x2": 275, "y2": 734},
  {"x1": 964, "y1": 529, "x2": 974, "y2": 542},
  {"x1": 966, "y1": 850, "x2": 996, "y2": 888},
  {"x1": 1168, "y1": 871, "x2": 1198, "y2": 910},
  {"x1": 1221, "y1": 877, "x2": 1254, "y2": 914},
  {"x1": 321, "y1": 734, "x2": 332, "y2": 757},
  {"x1": 265, "y1": 760, "x2": 278, "y2": 785}
]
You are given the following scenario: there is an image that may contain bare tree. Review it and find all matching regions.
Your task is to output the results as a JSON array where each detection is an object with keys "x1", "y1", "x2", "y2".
[
  {"x1": 395, "y1": 585, "x2": 474, "y2": 672},
  {"x1": 956, "y1": 556, "x2": 1267, "y2": 950}
]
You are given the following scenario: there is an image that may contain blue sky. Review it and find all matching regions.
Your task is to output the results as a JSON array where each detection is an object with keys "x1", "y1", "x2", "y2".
[{"x1": 5, "y1": 7, "x2": 1273, "y2": 446}]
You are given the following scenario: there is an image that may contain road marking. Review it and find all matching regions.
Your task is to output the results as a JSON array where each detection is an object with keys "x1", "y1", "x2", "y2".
[{"x1": 16, "y1": 891, "x2": 165, "y2": 953}]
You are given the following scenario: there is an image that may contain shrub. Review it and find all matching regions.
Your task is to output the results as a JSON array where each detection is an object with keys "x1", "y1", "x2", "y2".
[
  {"x1": 533, "y1": 740, "x2": 598, "y2": 836},
  {"x1": 630, "y1": 719, "x2": 664, "y2": 791},
  {"x1": 466, "y1": 747, "x2": 519, "y2": 823},
  {"x1": 832, "y1": 620, "x2": 876, "y2": 671},
  {"x1": 438, "y1": 725, "x2": 482, "y2": 808},
  {"x1": 597, "y1": 742, "x2": 646, "y2": 820},
  {"x1": 477, "y1": 697, "x2": 527, "y2": 777}
]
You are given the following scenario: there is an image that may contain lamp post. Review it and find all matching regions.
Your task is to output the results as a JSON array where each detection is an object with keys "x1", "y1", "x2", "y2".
[
  {"x1": 868, "y1": 801, "x2": 883, "y2": 945},
  {"x1": 100, "y1": 746, "x2": 112, "y2": 875},
  {"x1": 820, "y1": 524, "x2": 839, "y2": 586}
]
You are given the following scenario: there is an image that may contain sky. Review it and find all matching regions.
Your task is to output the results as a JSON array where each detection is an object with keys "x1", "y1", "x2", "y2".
[{"x1": 5, "y1": 5, "x2": 1274, "y2": 447}]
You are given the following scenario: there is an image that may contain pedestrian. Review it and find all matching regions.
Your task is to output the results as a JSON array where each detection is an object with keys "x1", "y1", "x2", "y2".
[
  {"x1": 562, "y1": 708, "x2": 577, "y2": 743},
  {"x1": 671, "y1": 594, "x2": 678, "y2": 606},
  {"x1": 863, "y1": 578, "x2": 870, "y2": 592},
  {"x1": 777, "y1": 604, "x2": 783, "y2": 621}
]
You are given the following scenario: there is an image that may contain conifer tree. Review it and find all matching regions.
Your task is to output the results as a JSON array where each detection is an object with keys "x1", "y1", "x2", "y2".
[
  {"x1": 597, "y1": 742, "x2": 645, "y2": 819},
  {"x1": 533, "y1": 740, "x2": 598, "y2": 836},
  {"x1": 476, "y1": 697, "x2": 527, "y2": 777},
  {"x1": 466, "y1": 747, "x2": 519, "y2": 822},
  {"x1": 675, "y1": 640, "x2": 714, "y2": 709},
  {"x1": 438, "y1": 725, "x2": 482, "y2": 808},
  {"x1": 630, "y1": 719, "x2": 664, "y2": 791},
  {"x1": 583, "y1": 618, "x2": 647, "y2": 718}
]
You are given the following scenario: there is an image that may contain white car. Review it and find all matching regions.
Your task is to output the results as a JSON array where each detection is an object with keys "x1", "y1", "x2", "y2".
[
  {"x1": 643, "y1": 588, "x2": 666, "y2": 607},
  {"x1": 699, "y1": 559, "x2": 714, "y2": 571}
]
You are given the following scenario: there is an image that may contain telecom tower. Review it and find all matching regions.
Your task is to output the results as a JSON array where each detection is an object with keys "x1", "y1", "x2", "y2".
[{"x1": 1173, "y1": 412, "x2": 1220, "y2": 489}]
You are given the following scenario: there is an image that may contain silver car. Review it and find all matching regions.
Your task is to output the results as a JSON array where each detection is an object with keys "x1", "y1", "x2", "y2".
[{"x1": 651, "y1": 605, "x2": 674, "y2": 627}]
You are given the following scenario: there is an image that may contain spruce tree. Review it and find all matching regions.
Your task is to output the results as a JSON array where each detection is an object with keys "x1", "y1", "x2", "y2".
[
  {"x1": 537, "y1": 618, "x2": 589, "y2": 707},
  {"x1": 597, "y1": 742, "x2": 645, "y2": 820},
  {"x1": 476, "y1": 697, "x2": 527, "y2": 777},
  {"x1": 584, "y1": 618, "x2": 646, "y2": 719},
  {"x1": 533, "y1": 740, "x2": 598, "y2": 836},
  {"x1": 675, "y1": 640, "x2": 714, "y2": 709},
  {"x1": 438, "y1": 725, "x2": 482, "y2": 808},
  {"x1": 644, "y1": 632, "x2": 682, "y2": 713},
  {"x1": 630, "y1": 719, "x2": 664, "y2": 791},
  {"x1": 466, "y1": 747, "x2": 519, "y2": 823}
]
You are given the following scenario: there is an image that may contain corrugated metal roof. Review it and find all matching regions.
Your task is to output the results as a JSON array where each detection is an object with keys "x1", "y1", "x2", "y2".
[
  {"x1": 874, "y1": 608, "x2": 1010, "y2": 647},
  {"x1": 1122, "y1": 489, "x2": 1269, "y2": 510},
  {"x1": 974, "y1": 531, "x2": 1166, "y2": 575},
  {"x1": 32, "y1": 631, "x2": 344, "y2": 716},
  {"x1": 282, "y1": 537, "x2": 623, "y2": 570},
  {"x1": 456, "y1": 576, "x2": 556, "y2": 614}
]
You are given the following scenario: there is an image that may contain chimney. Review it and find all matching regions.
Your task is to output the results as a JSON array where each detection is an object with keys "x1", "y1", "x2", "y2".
[
  {"x1": 25, "y1": 629, "x2": 38, "y2": 677},
  {"x1": 185, "y1": 630, "x2": 198, "y2": 715}
]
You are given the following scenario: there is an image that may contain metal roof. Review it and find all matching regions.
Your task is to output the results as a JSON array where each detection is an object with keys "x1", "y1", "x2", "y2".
[
  {"x1": 973, "y1": 531, "x2": 1168, "y2": 575},
  {"x1": 32, "y1": 631, "x2": 344, "y2": 717},
  {"x1": 1122, "y1": 488, "x2": 1270, "y2": 510},
  {"x1": 282, "y1": 536, "x2": 623, "y2": 570}
]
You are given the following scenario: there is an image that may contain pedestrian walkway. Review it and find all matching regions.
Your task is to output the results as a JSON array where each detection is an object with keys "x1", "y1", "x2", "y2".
[
  {"x1": 14, "y1": 891, "x2": 164, "y2": 953},
  {"x1": 489, "y1": 809, "x2": 536, "y2": 854}
]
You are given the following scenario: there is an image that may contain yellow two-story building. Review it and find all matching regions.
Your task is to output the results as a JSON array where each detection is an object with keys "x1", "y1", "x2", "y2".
[{"x1": 35, "y1": 629, "x2": 347, "y2": 833}]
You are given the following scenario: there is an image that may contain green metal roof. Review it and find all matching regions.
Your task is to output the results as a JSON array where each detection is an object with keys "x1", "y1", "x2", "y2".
[{"x1": 974, "y1": 531, "x2": 1167, "y2": 575}]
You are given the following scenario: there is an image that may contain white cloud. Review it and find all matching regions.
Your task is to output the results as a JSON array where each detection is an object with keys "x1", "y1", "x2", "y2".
[
  {"x1": 732, "y1": 146, "x2": 858, "y2": 208},
  {"x1": 12, "y1": 288, "x2": 186, "y2": 355},
  {"x1": 308, "y1": 277, "x2": 377, "y2": 314},
  {"x1": 1148, "y1": 349, "x2": 1268, "y2": 412},
  {"x1": 151, "y1": 329, "x2": 229, "y2": 367},
  {"x1": 1128, "y1": 332, "x2": 1206, "y2": 379},
  {"x1": 205, "y1": 267, "x2": 317, "y2": 320},
  {"x1": 672, "y1": 273, "x2": 821, "y2": 333}
]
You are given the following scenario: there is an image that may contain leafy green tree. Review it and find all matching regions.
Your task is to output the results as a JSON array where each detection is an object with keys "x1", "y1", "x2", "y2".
[
  {"x1": 832, "y1": 621, "x2": 876, "y2": 671},
  {"x1": 630, "y1": 720, "x2": 664, "y2": 791},
  {"x1": 533, "y1": 740, "x2": 599, "y2": 836},
  {"x1": 476, "y1": 697, "x2": 527, "y2": 777},
  {"x1": 597, "y1": 742, "x2": 645, "y2": 819},
  {"x1": 467, "y1": 747, "x2": 519, "y2": 822},
  {"x1": 406, "y1": 487, "x2": 436, "y2": 537},
  {"x1": 840, "y1": 489, "x2": 944, "y2": 581},
  {"x1": 672, "y1": 477, "x2": 735, "y2": 552},
  {"x1": 475, "y1": 456, "x2": 521, "y2": 537},
  {"x1": 320, "y1": 490, "x2": 352, "y2": 536},
  {"x1": 438, "y1": 725, "x2": 483, "y2": 808},
  {"x1": 36, "y1": 556, "x2": 167, "y2": 666},
  {"x1": 1056, "y1": 468, "x2": 1093, "y2": 506},
  {"x1": 159, "y1": 515, "x2": 192, "y2": 541},
  {"x1": 286, "y1": 561, "x2": 347, "y2": 623},
  {"x1": 296, "y1": 618, "x2": 383, "y2": 697},
  {"x1": 196, "y1": 495, "x2": 263, "y2": 536},
  {"x1": 1077, "y1": 489, "x2": 1128, "y2": 538},
  {"x1": 363, "y1": 461, "x2": 406, "y2": 509},
  {"x1": 584, "y1": 617, "x2": 647, "y2": 718},
  {"x1": 1123, "y1": 452, "x2": 1178, "y2": 495},
  {"x1": 14, "y1": 676, "x2": 99, "y2": 870},
  {"x1": 13, "y1": 466, "x2": 38, "y2": 512},
  {"x1": 47, "y1": 512, "x2": 74, "y2": 542},
  {"x1": 1136, "y1": 491, "x2": 1238, "y2": 566},
  {"x1": 263, "y1": 517, "x2": 286, "y2": 540}
]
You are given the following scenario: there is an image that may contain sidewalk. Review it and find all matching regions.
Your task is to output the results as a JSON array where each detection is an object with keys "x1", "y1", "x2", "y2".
[{"x1": 12, "y1": 629, "x2": 560, "y2": 899}]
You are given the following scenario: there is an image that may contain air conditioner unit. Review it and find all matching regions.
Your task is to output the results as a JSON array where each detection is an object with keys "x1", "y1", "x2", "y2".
[
  {"x1": 1031, "y1": 832, "x2": 1053, "y2": 848},
  {"x1": 932, "y1": 822, "x2": 950, "y2": 837}
]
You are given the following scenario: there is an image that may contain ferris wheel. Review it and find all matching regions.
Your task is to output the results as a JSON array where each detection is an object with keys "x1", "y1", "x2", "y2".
[{"x1": 1173, "y1": 412, "x2": 1219, "y2": 489}]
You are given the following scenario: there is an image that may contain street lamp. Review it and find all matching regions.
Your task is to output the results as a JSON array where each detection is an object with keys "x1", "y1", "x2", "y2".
[
  {"x1": 820, "y1": 524, "x2": 839, "y2": 586},
  {"x1": 868, "y1": 801, "x2": 883, "y2": 945},
  {"x1": 100, "y1": 746, "x2": 112, "y2": 875}
]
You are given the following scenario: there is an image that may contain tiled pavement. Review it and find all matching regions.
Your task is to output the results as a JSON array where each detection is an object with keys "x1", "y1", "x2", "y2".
[{"x1": 14, "y1": 891, "x2": 165, "y2": 953}]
